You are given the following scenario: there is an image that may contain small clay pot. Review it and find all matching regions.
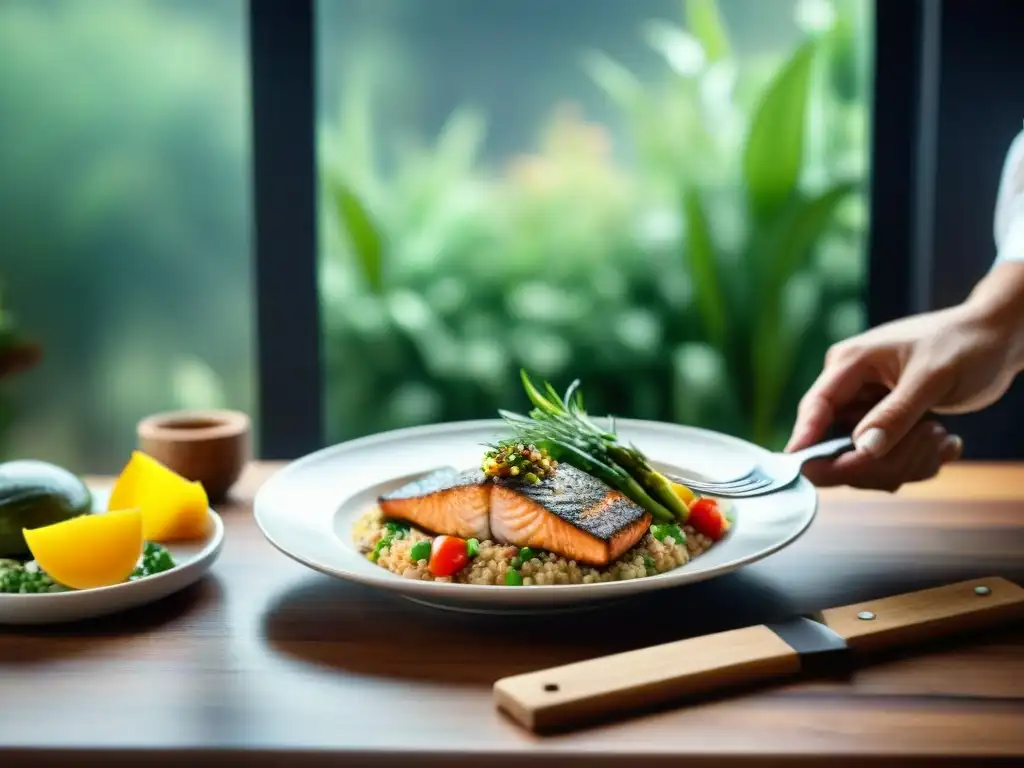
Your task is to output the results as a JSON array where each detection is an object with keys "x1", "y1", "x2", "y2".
[{"x1": 137, "y1": 409, "x2": 251, "y2": 503}]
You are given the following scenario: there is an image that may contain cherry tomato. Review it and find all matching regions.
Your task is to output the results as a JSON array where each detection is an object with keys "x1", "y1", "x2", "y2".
[
  {"x1": 429, "y1": 535, "x2": 470, "y2": 577},
  {"x1": 687, "y1": 497, "x2": 729, "y2": 541}
]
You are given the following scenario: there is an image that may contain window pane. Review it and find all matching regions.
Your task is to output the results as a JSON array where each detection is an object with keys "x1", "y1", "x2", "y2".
[
  {"x1": 317, "y1": 0, "x2": 873, "y2": 449},
  {"x1": 0, "y1": 0, "x2": 254, "y2": 472}
]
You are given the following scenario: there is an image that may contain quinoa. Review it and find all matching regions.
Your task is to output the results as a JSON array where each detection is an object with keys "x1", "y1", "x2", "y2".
[{"x1": 352, "y1": 505, "x2": 717, "y2": 585}]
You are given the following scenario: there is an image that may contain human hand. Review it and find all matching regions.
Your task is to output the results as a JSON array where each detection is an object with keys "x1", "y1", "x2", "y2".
[
  {"x1": 786, "y1": 261, "x2": 1024, "y2": 490},
  {"x1": 789, "y1": 374, "x2": 962, "y2": 491},
  {"x1": 797, "y1": 415, "x2": 962, "y2": 491}
]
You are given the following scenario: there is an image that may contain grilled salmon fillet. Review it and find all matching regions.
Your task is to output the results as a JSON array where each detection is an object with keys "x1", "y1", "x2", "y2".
[
  {"x1": 490, "y1": 464, "x2": 651, "y2": 566},
  {"x1": 378, "y1": 466, "x2": 491, "y2": 540}
]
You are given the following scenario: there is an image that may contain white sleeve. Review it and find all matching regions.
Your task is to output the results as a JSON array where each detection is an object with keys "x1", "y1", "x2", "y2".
[{"x1": 994, "y1": 124, "x2": 1024, "y2": 263}]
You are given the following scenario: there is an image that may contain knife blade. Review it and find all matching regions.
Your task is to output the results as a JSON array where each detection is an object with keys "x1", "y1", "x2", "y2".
[{"x1": 493, "y1": 576, "x2": 1024, "y2": 733}]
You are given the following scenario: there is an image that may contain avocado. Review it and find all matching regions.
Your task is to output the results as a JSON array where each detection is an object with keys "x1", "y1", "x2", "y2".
[{"x1": 0, "y1": 460, "x2": 92, "y2": 557}]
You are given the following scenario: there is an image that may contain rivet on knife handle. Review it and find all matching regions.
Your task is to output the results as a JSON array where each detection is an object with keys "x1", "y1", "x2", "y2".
[{"x1": 820, "y1": 576, "x2": 1024, "y2": 653}]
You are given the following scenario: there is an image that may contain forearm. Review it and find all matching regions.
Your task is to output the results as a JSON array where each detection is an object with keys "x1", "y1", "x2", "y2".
[
  {"x1": 965, "y1": 260, "x2": 1024, "y2": 372},
  {"x1": 978, "y1": 125, "x2": 1024, "y2": 370}
]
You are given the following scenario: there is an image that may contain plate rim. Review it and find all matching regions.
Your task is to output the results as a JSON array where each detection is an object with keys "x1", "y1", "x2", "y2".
[{"x1": 253, "y1": 418, "x2": 819, "y2": 599}]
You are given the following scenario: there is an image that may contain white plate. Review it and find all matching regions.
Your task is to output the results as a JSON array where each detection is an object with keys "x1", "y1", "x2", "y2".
[
  {"x1": 254, "y1": 419, "x2": 818, "y2": 613},
  {"x1": 0, "y1": 488, "x2": 223, "y2": 625}
]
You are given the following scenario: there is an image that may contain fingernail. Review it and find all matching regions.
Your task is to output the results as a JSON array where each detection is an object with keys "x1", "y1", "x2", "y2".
[
  {"x1": 855, "y1": 427, "x2": 887, "y2": 457},
  {"x1": 784, "y1": 430, "x2": 806, "y2": 453},
  {"x1": 941, "y1": 434, "x2": 963, "y2": 459}
]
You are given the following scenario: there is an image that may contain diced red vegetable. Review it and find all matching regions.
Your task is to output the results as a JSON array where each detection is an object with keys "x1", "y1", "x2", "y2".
[
  {"x1": 429, "y1": 535, "x2": 470, "y2": 577},
  {"x1": 687, "y1": 497, "x2": 730, "y2": 541}
]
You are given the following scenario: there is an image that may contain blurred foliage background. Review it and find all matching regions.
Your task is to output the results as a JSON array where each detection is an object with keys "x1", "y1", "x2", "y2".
[
  {"x1": 0, "y1": 0, "x2": 872, "y2": 472},
  {"x1": 0, "y1": 0, "x2": 254, "y2": 471},
  {"x1": 319, "y1": 0, "x2": 873, "y2": 449}
]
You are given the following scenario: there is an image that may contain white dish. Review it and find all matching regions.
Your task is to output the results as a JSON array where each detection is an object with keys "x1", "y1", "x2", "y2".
[
  {"x1": 254, "y1": 419, "x2": 818, "y2": 613},
  {"x1": 0, "y1": 488, "x2": 223, "y2": 625}
]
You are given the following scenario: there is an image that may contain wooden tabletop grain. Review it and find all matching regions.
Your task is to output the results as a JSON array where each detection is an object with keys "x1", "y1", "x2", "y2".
[{"x1": 2, "y1": 461, "x2": 1023, "y2": 766}]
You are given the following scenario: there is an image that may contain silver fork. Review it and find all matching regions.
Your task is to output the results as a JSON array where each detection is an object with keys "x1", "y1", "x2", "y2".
[{"x1": 665, "y1": 436, "x2": 855, "y2": 498}]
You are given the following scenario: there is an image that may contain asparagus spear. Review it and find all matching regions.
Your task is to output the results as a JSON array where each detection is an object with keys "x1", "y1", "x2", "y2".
[
  {"x1": 503, "y1": 370, "x2": 690, "y2": 524},
  {"x1": 605, "y1": 444, "x2": 690, "y2": 521}
]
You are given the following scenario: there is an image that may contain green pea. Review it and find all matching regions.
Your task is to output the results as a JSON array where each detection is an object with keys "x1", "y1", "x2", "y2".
[
  {"x1": 510, "y1": 556, "x2": 523, "y2": 569},
  {"x1": 409, "y1": 540, "x2": 431, "y2": 563},
  {"x1": 466, "y1": 538, "x2": 480, "y2": 558},
  {"x1": 505, "y1": 569, "x2": 523, "y2": 586},
  {"x1": 370, "y1": 536, "x2": 392, "y2": 562},
  {"x1": 650, "y1": 524, "x2": 667, "y2": 541},
  {"x1": 643, "y1": 554, "x2": 655, "y2": 571},
  {"x1": 519, "y1": 547, "x2": 536, "y2": 561}
]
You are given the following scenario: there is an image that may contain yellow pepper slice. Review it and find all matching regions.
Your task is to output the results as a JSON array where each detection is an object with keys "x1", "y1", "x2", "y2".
[
  {"x1": 24, "y1": 508, "x2": 143, "y2": 590},
  {"x1": 671, "y1": 481, "x2": 697, "y2": 507},
  {"x1": 108, "y1": 451, "x2": 209, "y2": 542}
]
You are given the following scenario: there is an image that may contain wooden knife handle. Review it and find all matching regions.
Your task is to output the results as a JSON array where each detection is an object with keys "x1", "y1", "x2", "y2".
[
  {"x1": 821, "y1": 575, "x2": 1024, "y2": 653},
  {"x1": 493, "y1": 576, "x2": 1024, "y2": 733},
  {"x1": 494, "y1": 624, "x2": 801, "y2": 733}
]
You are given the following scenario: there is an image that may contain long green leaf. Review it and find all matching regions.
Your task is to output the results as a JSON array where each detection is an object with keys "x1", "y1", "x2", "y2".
[
  {"x1": 685, "y1": 0, "x2": 731, "y2": 63},
  {"x1": 751, "y1": 273, "x2": 821, "y2": 447},
  {"x1": 434, "y1": 105, "x2": 487, "y2": 182},
  {"x1": 328, "y1": 179, "x2": 384, "y2": 294},
  {"x1": 335, "y1": 63, "x2": 379, "y2": 197},
  {"x1": 748, "y1": 182, "x2": 856, "y2": 445},
  {"x1": 680, "y1": 186, "x2": 728, "y2": 352},
  {"x1": 755, "y1": 181, "x2": 856, "y2": 294},
  {"x1": 581, "y1": 50, "x2": 642, "y2": 110},
  {"x1": 642, "y1": 20, "x2": 705, "y2": 77},
  {"x1": 742, "y1": 40, "x2": 817, "y2": 221}
]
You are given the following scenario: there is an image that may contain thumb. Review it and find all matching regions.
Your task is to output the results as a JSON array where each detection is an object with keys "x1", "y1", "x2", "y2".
[
  {"x1": 852, "y1": 365, "x2": 951, "y2": 457},
  {"x1": 786, "y1": 356, "x2": 877, "y2": 452}
]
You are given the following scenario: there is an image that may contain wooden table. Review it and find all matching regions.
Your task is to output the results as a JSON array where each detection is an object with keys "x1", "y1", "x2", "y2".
[{"x1": 2, "y1": 462, "x2": 1023, "y2": 766}]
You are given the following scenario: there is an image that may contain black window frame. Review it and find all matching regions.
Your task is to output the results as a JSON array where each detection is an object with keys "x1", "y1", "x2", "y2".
[{"x1": 249, "y1": 0, "x2": 323, "y2": 459}]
